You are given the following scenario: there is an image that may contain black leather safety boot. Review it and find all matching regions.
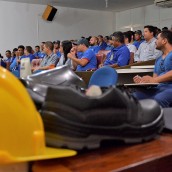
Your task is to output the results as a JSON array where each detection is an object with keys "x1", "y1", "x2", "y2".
[{"x1": 41, "y1": 85, "x2": 164, "y2": 150}]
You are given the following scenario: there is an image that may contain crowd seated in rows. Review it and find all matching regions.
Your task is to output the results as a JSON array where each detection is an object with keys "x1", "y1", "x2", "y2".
[{"x1": 1, "y1": 25, "x2": 171, "y2": 76}]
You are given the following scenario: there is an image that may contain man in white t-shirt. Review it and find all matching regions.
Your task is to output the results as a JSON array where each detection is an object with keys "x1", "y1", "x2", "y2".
[{"x1": 123, "y1": 31, "x2": 137, "y2": 64}]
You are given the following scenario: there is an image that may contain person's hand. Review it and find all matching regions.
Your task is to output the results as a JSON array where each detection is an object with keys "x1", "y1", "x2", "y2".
[
  {"x1": 140, "y1": 75, "x2": 157, "y2": 83},
  {"x1": 16, "y1": 51, "x2": 20, "y2": 57},
  {"x1": 67, "y1": 52, "x2": 76, "y2": 59},
  {"x1": 133, "y1": 75, "x2": 142, "y2": 83},
  {"x1": 70, "y1": 47, "x2": 77, "y2": 56}
]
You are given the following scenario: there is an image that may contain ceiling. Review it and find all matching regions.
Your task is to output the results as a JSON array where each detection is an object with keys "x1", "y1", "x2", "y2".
[{"x1": 0, "y1": 0, "x2": 154, "y2": 12}]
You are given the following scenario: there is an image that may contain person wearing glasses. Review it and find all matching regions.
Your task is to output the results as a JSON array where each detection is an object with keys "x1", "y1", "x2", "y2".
[{"x1": 133, "y1": 30, "x2": 172, "y2": 108}]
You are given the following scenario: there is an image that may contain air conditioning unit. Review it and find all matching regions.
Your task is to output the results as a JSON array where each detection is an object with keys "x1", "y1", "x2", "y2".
[{"x1": 154, "y1": 0, "x2": 172, "y2": 7}]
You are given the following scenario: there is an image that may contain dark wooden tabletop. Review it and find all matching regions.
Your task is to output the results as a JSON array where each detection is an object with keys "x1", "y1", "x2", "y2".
[{"x1": 32, "y1": 133, "x2": 172, "y2": 172}]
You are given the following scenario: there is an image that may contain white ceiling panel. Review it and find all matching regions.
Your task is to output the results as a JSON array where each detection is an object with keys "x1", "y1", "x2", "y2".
[{"x1": 0, "y1": 0, "x2": 154, "y2": 12}]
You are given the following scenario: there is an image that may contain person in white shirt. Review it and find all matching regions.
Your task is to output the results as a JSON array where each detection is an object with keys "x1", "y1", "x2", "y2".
[
  {"x1": 123, "y1": 31, "x2": 137, "y2": 64},
  {"x1": 56, "y1": 41, "x2": 73, "y2": 68},
  {"x1": 134, "y1": 25, "x2": 162, "y2": 62}
]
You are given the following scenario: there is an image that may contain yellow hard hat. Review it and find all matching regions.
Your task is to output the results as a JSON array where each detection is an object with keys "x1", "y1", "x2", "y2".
[{"x1": 0, "y1": 67, "x2": 76, "y2": 164}]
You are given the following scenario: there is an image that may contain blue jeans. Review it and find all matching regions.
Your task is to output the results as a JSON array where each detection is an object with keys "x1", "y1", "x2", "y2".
[{"x1": 133, "y1": 84, "x2": 172, "y2": 108}]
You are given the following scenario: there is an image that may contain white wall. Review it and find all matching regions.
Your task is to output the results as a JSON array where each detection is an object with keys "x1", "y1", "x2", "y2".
[
  {"x1": 116, "y1": 4, "x2": 172, "y2": 32},
  {"x1": 0, "y1": 1, "x2": 114, "y2": 55}
]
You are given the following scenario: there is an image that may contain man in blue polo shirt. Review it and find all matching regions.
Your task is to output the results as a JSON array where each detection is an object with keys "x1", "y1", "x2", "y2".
[
  {"x1": 99, "y1": 32, "x2": 130, "y2": 68},
  {"x1": 34, "y1": 45, "x2": 41, "y2": 58},
  {"x1": 67, "y1": 38, "x2": 97, "y2": 71},
  {"x1": 25, "y1": 46, "x2": 35, "y2": 62},
  {"x1": 98, "y1": 35, "x2": 107, "y2": 50},
  {"x1": 133, "y1": 30, "x2": 172, "y2": 107},
  {"x1": 10, "y1": 45, "x2": 26, "y2": 77},
  {"x1": 89, "y1": 36, "x2": 101, "y2": 54},
  {"x1": 39, "y1": 42, "x2": 46, "y2": 59}
]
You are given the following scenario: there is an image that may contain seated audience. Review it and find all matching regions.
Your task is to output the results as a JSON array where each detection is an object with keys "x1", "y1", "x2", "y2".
[
  {"x1": 33, "y1": 41, "x2": 58, "y2": 73},
  {"x1": 53, "y1": 40, "x2": 61, "y2": 58},
  {"x1": 24, "y1": 46, "x2": 35, "y2": 62},
  {"x1": 155, "y1": 27, "x2": 161, "y2": 38},
  {"x1": 98, "y1": 35, "x2": 107, "y2": 50},
  {"x1": 3, "y1": 50, "x2": 12, "y2": 70},
  {"x1": 99, "y1": 32, "x2": 130, "y2": 68},
  {"x1": 4, "y1": 50, "x2": 12, "y2": 62},
  {"x1": 10, "y1": 45, "x2": 26, "y2": 77},
  {"x1": 56, "y1": 40, "x2": 73, "y2": 68},
  {"x1": 89, "y1": 36, "x2": 100, "y2": 54},
  {"x1": 127, "y1": 31, "x2": 135, "y2": 44},
  {"x1": 104, "y1": 36, "x2": 113, "y2": 50},
  {"x1": 39, "y1": 42, "x2": 46, "y2": 59},
  {"x1": 133, "y1": 30, "x2": 144, "y2": 49},
  {"x1": 134, "y1": 25, "x2": 162, "y2": 62},
  {"x1": 72, "y1": 42, "x2": 83, "y2": 59},
  {"x1": 11, "y1": 48, "x2": 18, "y2": 64},
  {"x1": 34, "y1": 45, "x2": 41, "y2": 59},
  {"x1": 123, "y1": 31, "x2": 137, "y2": 64},
  {"x1": 133, "y1": 30, "x2": 172, "y2": 108},
  {"x1": 67, "y1": 38, "x2": 97, "y2": 71}
]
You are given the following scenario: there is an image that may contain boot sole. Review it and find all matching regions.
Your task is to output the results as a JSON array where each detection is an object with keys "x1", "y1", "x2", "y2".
[{"x1": 42, "y1": 108, "x2": 164, "y2": 150}]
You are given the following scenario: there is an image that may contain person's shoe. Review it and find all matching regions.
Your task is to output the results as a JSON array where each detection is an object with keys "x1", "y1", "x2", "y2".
[{"x1": 40, "y1": 86, "x2": 164, "y2": 150}]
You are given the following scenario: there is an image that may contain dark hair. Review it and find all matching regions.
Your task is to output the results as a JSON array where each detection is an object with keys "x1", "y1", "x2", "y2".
[
  {"x1": 87, "y1": 36, "x2": 92, "y2": 42},
  {"x1": 62, "y1": 41, "x2": 72, "y2": 64},
  {"x1": 104, "y1": 36, "x2": 110, "y2": 40},
  {"x1": 162, "y1": 27, "x2": 168, "y2": 31},
  {"x1": 128, "y1": 31, "x2": 135, "y2": 38},
  {"x1": 0, "y1": 53, "x2": 3, "y2": 58},
  {"x1": 144, "y1": 25, "x2": 156, "y2": 37},
  {"x1": 160, "y1": 30, "x2": 172, "y2": 45},
  {"x1": 41, "y1": 42, "x2": 45, "y2": 44},
  {"x1": 45, "y1": 41, "x2": 54, "y2": 51},
  {"x1": 112, "y1": 31, "x2": 124, "y2": 43},
  {"x1": 98, "y1": 35, "x2": 103, "y2": 38},
  {"x1": 53, "y1": 40, "x2": 60, "y2": 46},
  {"x1": 25, "y1": 46, "x2": 33, "y2": 54},
  {"x1": 123, "y1": 31, "x2": 132, "y2": 43},
  {"x1": 6, "y1": 50, "x2": 11, "y2": 54},
  {"x1": 18, "y1": 45, "x2": 25, "y2": 50},
  {"x1": 135, "y1": 30, "x2": 142, "y2": 35},
  {"x1": 35, "y1": 45, "x2": 40, "y2": 49},
  {"x1": 13, "y1": 48, "x2": 18, "y2": 52}
]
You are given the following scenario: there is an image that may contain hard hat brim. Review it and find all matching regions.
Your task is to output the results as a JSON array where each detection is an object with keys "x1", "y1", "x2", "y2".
[{"x1": 0, "y1": 147, "x2": 76, "y2": 164}]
